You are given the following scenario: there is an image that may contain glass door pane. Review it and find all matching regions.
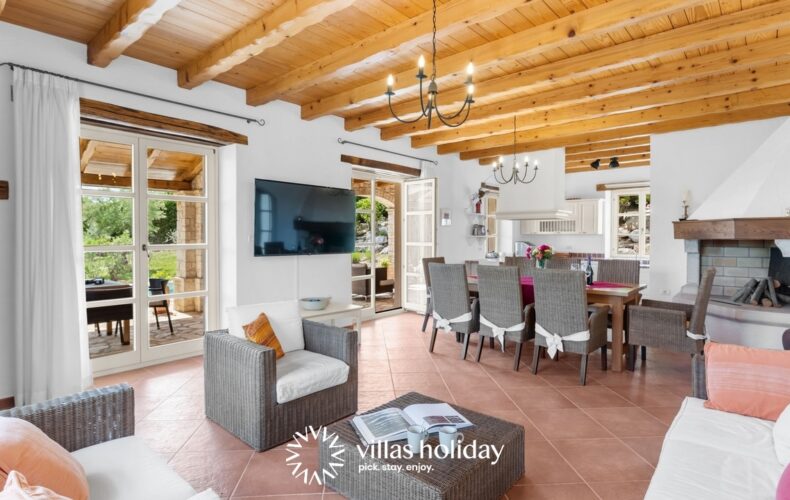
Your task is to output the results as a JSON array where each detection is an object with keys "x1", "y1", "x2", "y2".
[
  {"x1": 140, "y1": 140, "x2": 212, "y2": 360},
  {"x1": 80, "y1": 136, "x2": 138, "y2": 365},
  {"x1": 374, "y1": 180, "x2": 400, "y2": 313},
  {"x1": 352, "y1": 178, "x2": 374, "y2": 311},
  {"x1": 402, "y1": 178, "x2": 436, "y2": 312}
]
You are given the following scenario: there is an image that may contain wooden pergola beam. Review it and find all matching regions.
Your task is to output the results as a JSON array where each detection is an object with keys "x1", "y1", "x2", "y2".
[
  {"x1": 300, "y1": 0, "x2": 711, "y2": 120},
  {"x1": 377, "y1": 37, "x2": 790, "y2": 140},
  {"x1": 178, "y1": 0, "x2": 360, "y2": 90},
  {"x1": 441, "y1": 83, "x2": 790, "y2": 155},
  {"x1": 460, "y1": 102, "x2": 790, "y2": 161},
  {"x1": 80, "y1": 140, "x2": 97, "y2": 172},
  {"x1": 81, "y1": 173, "x2": 192, "y2": 191},
  {"x1": 88, "y1": 0, "x2": 182, "y2": 67},
  {"x1": 0, "y1": 0, "x2": 6, "y2": 16},
  {"x1": 245, "y1": 0, "x2": 527, "y2": 106},
  {"x1": 340, "y1": 0, "x2": 790, "y2": 132},
  {"x1": 422, "y1": 60, "x2": 790, "y2": 150}
]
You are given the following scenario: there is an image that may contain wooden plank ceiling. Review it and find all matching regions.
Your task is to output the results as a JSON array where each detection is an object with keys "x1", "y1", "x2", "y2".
[{"x1": 5, "y1": 0, "x2": 790, "y2": 173}]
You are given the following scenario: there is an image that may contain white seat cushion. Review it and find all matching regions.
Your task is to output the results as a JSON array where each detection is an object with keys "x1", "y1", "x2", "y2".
[
  {"x1": 276, "y1": 350, "x2": 349, "y2": 404},
  {"x1": 227, "y1": 301, "x2": 304, "y2": 352},
  {"x1": 71, "y1": 436, "x2": 196, "y2": 500},
  {"x1": 646, "y1": 397, "x2": 784, "y2": 500}
]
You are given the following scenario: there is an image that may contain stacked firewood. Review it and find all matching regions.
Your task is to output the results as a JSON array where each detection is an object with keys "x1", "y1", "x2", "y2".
[{"x1": 729, "y1": 278, "x2": 787, "y2": 307}]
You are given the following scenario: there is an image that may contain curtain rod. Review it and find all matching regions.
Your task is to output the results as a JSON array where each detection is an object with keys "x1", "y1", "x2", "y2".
[
  {"x1": 0, "y1": 62, "x2": 265, "y2": 127},
  {"x1": 337, "y1": 138, "x2": 438, "y2": 166}
]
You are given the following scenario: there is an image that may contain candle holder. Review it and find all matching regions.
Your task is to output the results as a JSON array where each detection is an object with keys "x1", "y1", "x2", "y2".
[{"x1": 680, "y1": 200, "x2": 690, "y2": 221}]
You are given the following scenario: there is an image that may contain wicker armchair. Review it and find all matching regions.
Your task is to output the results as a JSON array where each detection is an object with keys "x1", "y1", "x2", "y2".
[
  {"x1": 531, "y1": 270, "x2": 610, "y2": 385},
  {"x1": 0, "y1": 384, "x2": 135, "y2": 452},
  {"x1": 476, "y1": 265, "x2": 535, "y2": 370},
  {"x1": 421, "y1": 256, "x2": 445, "y2": 332},
  {"x1": 504, "y1": 256, "x2": 536, "y2": 277},
  {"x1": 428, "y1": 263, "x2": 480, "y2": 359},
  {"x1": 626, "y1": 269, "x2": 716, "y2": 371},
  {"x1": 204, "y1": 321, "x2": 358, "y2": 451}
]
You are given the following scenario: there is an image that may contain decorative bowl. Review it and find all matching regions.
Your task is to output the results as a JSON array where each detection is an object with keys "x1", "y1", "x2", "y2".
[{"x1": 300, "y1": 297, "x2": 331, "y2": 311}]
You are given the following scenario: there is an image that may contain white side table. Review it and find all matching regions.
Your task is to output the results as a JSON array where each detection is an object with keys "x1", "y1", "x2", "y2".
[{"x1": 299, "y1": 303, "x2": 363, "y2": 342}]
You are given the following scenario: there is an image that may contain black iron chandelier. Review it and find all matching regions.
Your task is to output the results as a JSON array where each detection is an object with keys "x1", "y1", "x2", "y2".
[
  {"x1": 385, "y1": 0, "x2": 474, "y2": 128},
  {"x1": 492, "y1": 116, "x2": 539, "y2": 185}
]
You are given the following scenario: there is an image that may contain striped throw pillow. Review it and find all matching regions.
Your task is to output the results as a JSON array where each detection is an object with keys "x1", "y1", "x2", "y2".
[
  {"x1": 243, "y1": 312, "x2": 285, "y2": 359},
  {"x1": 704, "y1": 342, "x2": 790, "y2": 421}
]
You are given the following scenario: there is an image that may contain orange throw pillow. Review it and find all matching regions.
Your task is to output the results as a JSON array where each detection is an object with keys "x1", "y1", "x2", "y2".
[
  {"x1": 0, "y1": 418, "x2": 88, "y2": 499},
  {"x1": 0, "y1": 471, "x2": 70, "y2": 499},
  {"x1": 243, "y1": 312, "x2": 285, "y2": 359},
  {"x1": 704, "y1": 342, "x2": 790, "y2": 421}
]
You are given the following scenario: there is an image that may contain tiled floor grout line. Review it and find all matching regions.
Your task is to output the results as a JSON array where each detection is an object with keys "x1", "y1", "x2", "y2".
[
  {"x1": 475, "y1": 349, "x2": 606, "y2": 500},
  {"x1": 227, "y1": 431, "x2": 256, "y2": 499}
]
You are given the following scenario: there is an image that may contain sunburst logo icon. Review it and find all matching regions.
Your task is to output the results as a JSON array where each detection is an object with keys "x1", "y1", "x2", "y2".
[{"x1": 285, "y1": 426, "x2": 346, "y2": 486}]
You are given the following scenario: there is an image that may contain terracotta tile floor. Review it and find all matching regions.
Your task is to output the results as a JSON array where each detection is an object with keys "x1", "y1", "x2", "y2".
[{"x1": 94, "y1": 312, "x2": 693, "y2": 499}]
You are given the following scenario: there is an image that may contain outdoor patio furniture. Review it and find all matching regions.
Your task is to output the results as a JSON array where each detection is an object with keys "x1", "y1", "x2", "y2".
[
  {"x1": 421, "y1": 256, "x2": 445, "y2": 332},
  {"x1": 475, "y1": 265, "x2": 535, "y2": 370},
  {"x1": 85, "y1": 282, "x2": 133, "y2": 345},
  {"x1": 626, "y1": 268, "x2": 716, "y2": 370},
  {"x1": 531, "y1": 270, "x2": 609, "y2": 385},
  {"x1": 427, "y1": 263, "x2": 479, "y2": 359},
  {"x1": 319, "y1": 391, "x2": 524, "y2": 500},
  {"x1": 149, "y1": 278, "x2": 174, "y2": 334},
  {"x1": 204, "y1": 319, "x2": 358, "y2": 451}
]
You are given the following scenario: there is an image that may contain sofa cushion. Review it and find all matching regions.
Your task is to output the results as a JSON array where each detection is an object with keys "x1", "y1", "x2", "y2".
[
  {"x1": 646, "y1": 397, "x2": 784, "y2": 500},
  {"x1": 227, "y1": 301, "x2": 304, "y2": 352},
  {"x1": 777, "y1": 404, "x2": 790, "y2": 466},
  {"x1": 704, "y1": 342, "x2": 790, "y2": 421},
  {"x1": 71, "y1": 436, "x2": 196, "y2": 500},
  {"x1": 0, "y1": 417, "x2": 89, "y2": 500},
  {"x1": 243, "y1": 312, "x2": 285, "y2": 359},
  {"x1": 276, "y1": 350, "x2": 349, "y2": 404}
]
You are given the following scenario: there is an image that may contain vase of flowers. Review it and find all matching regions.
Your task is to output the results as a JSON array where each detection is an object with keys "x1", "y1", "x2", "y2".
[{"x1": 527, "y1": 244, "x2": 554, "y2": 268}]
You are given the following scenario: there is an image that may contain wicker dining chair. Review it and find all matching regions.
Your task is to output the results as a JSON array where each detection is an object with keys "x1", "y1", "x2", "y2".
[
  {"x1": 504, "y1": 256, "x2": 537, "y2": 277},
  {"x1": 476, "y1": 266, "x2": 535, "y2": 370},
  {"x1": 626, "y1": 268, "x2": 716, "y2": 371},
  {"x1": 421, "y1": 256, "x2": 446, "y2": 332},
  {"x1": 428, "y1": 263, "x2": 480, "y2": 359},
  {"x1": 597, "y1": 258, "x2": 643, "y2": 360},
  {"x1": 531, "y1": 270, "x2": 609, "y2": 385},
  {"x1": 546, "y1": 257, "x2": 581, "y2": 270}
]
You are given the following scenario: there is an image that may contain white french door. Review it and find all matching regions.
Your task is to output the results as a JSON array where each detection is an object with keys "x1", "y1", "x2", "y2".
[
  {"x1": 81, "y1": 126, "x2": 218, "y2": 375},
  {"x1": 402, "y1": 178, "x2": 436, "y2": 313}
]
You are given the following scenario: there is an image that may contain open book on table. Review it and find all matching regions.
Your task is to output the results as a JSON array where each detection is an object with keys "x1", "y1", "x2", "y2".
[{"x1": 350, "y1": 403, "x2": 473, "y2": 446}]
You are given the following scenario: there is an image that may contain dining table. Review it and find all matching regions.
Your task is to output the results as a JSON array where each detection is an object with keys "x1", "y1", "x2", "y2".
[{"x1": 467, "y1": 275, "x2": 645, "y2": 372}]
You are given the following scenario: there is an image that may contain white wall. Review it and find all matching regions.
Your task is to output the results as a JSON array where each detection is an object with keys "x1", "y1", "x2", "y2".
[
  {"x1": 0, "y1": 21, "x2": 488, "y2": 398},
  {"x1": 649, "y1": 117, "x2": 788, "y2": 299}
]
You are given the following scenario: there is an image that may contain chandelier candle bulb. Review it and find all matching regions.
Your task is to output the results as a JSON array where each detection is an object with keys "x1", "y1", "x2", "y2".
[
  {"x1": 418, "y1": 55, "x2": 425, "y2": 69},
  {"x1": 467, "y1": 83, "x2": 474, "y2": 95}
]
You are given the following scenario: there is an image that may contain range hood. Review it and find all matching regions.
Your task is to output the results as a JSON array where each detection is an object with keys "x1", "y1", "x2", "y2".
[{"x1": 496, "y1": 209, "x2": 572, "y2": 221}]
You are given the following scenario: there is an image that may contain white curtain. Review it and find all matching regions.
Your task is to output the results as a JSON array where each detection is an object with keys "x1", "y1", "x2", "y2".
[{"x1": 13, "y1": 68, "x2": 91, "y2": 405}]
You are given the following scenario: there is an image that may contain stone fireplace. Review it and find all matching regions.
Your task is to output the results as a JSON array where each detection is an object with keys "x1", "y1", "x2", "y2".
[{"x1": 674, "y1": 217, "x2": 790, "y2": 349}]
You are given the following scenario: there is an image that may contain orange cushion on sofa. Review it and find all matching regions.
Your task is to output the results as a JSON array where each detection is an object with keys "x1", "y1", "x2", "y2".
[
  {"x1": 704, "y1": 342, "x2": 790, "y2": 421},
  {"x1": 243, "y1": 312, "x2": 285, "y2": 359},
  {"x1": 0, "y1": 418, "x2": 88, "y2": 500}
]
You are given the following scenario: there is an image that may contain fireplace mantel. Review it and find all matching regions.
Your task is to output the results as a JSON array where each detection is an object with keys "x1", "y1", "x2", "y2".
[{"x1": 673, "y1": 217, "x2": 790, "y2": 240}]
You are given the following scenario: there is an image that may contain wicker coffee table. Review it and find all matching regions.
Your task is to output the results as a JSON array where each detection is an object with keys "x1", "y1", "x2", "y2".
[{"x1": 320, "y1": 392, "x2": 524, "y2": 500}]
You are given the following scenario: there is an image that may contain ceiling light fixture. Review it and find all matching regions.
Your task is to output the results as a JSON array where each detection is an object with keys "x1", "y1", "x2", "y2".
[
  {"x1": 590, "y1": 159, "x2": 601, "y2": 170},
  {"x1": 384, "y1": 0, "x2": 474, "y2": 128},
  {"x1": 491, "y1": 116, "x2": 538, "y2": 185},
  {"x1": 609, "y1": 157, "x2": 620, "y2": 169}
]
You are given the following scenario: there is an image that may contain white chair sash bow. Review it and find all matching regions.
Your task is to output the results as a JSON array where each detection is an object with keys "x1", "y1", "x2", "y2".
[
  {"x1": 480, "y1": 315, "x2": 525, "y2": 352},
  {"x1": 686, "y1": 330, "x2": 707, "y2": 341},
  {"x1": 535, "y1": 324, "x2": 590, "y2": 359},
  {"x1": 432, "y1": 311, "x2": 473, "y2": 332}
]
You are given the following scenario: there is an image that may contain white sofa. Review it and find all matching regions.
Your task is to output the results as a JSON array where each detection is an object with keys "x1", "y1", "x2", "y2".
[{"x1": 646, "y1": 397, "x2": 785, "y2": 499}]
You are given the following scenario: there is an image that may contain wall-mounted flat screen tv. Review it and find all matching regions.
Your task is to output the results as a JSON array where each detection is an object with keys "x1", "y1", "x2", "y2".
[{"x1": 254, "y1": 179, "x2": 356, "y2": 256}]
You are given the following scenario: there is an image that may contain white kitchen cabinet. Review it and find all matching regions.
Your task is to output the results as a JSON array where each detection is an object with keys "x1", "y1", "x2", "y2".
[{"x1": 519, "y1": 199, "x2": 601, "y2": 235}]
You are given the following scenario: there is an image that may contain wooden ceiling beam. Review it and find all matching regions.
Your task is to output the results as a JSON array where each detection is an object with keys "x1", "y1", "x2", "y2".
[
  {"x1": 565, "y1": 145, "x2": 651, "y2": 162},
  {"x1": 460, "y1": 102, "x2": 790, "y2": 161},
  {"x1": 178, "y1": 0, "x2": 360, "y2": 90},
  {"x1": 88, "y1": 0, "x2": 182, "y2": 68},
  {"x1": 301, "y1": 0, "x2": 710, "y2": 120},
  {"x1": 565, "y1": 137, "x2": 650, "y2": 156},
  {"x1": 440, "y1": 83, "x2": 790, "y2": 155},
  {"x1": 342, "y1": 0, "x2": 790, "y2": 132},
  {"x1": 566, "y1": 160, "x2": 651, "y2": 173},
  {"x1": 379, "y1": 37, "x2": 790, "y2": 140},
  {"x1": 245, "y1": 0, "x2": 527, "y2": 106},
  {"x1": 566, "y1": 152, "x2": 650, "y2": 168},
  {"x1": 420, "y1": 60, "x2": 790, "y2": 149}
]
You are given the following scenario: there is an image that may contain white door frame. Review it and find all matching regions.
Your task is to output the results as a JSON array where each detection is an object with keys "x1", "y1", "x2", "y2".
[
  {"x1": 81, "y1": 126, "x2": 218, "y2": 376},
  {"x1": 401, "y1": 177, "x2": 437, "y2": 313}
]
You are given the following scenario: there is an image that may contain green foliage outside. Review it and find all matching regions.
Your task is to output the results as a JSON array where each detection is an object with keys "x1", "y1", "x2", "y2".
[{"x1": 82, "y1": 197, "x2": 178, "y2": 283}]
